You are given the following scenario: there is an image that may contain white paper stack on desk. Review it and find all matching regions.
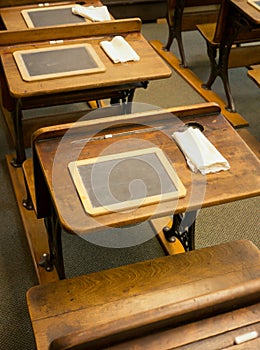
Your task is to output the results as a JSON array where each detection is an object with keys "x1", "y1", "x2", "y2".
[
  {"x1": 172, "y1": 127, "x2": 230, "y2": 175},
  {"x1": 100, "y1": 36, "x2": 140, "y2": 63},
  {"x1": 72, "y1": 5, "x2": 111, "y2": 22}
]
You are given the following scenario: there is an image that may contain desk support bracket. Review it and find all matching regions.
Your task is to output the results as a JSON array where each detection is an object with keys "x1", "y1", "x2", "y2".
[
  {"x1": 39, "y1": 204, "x2": 65, "y2": 279},
  {"x1": 11, "y1": 99, "x2": 26, "y2": 167},
  {"x1": 163, "y1": 0, "x2": 187, "y2": 67},
  {"x1": 202, "y1": 13, "x2": 251, "y2": 113},
  {"x1": 163, "y1": 211, "x2": 197, "y2": 251}
]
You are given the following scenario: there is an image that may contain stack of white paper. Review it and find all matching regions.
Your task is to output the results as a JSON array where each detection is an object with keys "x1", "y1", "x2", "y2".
[
  {"x1": 172, "y1": 127, "x2": 230, "y2": 175},
  {"x1": 72, "y1": 5, "x2": 111, "y2": 22},
  {"x1": 100, "y1": 36, "x2": 140, "y2": 63}
]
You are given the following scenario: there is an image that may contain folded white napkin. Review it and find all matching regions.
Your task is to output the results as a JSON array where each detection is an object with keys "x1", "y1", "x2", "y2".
[
  {"x1": 72, "y1": 5, "x2": 111, "y2": 22},
  {"x1": 100, "y1": 36, "x2": 140, "y2": 63},
  {"x1": 172, "y1": 127, "x2": 230, "y2": 175}
]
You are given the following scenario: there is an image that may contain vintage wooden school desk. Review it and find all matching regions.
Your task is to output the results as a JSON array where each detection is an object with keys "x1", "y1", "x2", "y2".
[
  {"x1": 163, "y1": 0, "x2": 260, "y2": 112},
  {"x1": 0, "y1": 1, "x2": 108, "y2": 149},
  {"x1": 0, "y1": 1, "x2": 171, "y2": 166},
  {"x1": 0, "y1": 0, "x2": 107, "y2": 161},
  {"x1": 197, "y1": 0, "x2": 260, "y2": 112},
  {"x1": 0, "y1": 1, "x2": 104, "y2": 30},
  {"x1": 23, "y1": 102, "x2": 260, "y2": 279},
  {"x1": 0, "y1": 17, "x2": 171, "y2": 166}
]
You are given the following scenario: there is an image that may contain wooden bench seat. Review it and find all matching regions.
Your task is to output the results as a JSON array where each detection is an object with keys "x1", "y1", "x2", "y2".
[
  {"x1": 197, "y1": 23, "x2": 260, "y2": 67},
  {"x1": 26, "y1": 240, "x2": 260, "y2": 350},
  {"x1": 248, "y1": 64, "x2": 260, "y2": 87}
]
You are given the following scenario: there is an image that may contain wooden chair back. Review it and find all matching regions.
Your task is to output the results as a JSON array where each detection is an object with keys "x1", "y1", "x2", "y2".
[
  {"x1": 26, "y1": 240, "x2": 260, "y2": 350},
  {"x1": 212, "y1": 0, "x2": 260, "y2": 43},
  {"x1": 184, "y1": 0, "x2": 221, "y2": 6},
  {"x1": 213, "y1": 0, "x2": 229, "y2": 43},
  {"x1": 0, "y1": 17, "x2": 142, "y2": 46},
  {"x1": 167, "y1": 0, "x2": 221, "y2": 8},
  {"x1": 0, "y1": 0, "x2": 65, "y2": 7},
  {"x1": 50, "y1": 278, "x2": 260, "y2": 349}
]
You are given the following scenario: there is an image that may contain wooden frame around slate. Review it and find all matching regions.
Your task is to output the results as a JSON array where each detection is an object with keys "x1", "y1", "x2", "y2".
[
  {"x1": 21, "y1": 5, "x2": 88, "y2": 28},
  {"x1": 13, "y1": 43, "x2": 106, "y2": 81},
  {"x1": 247, "y1": 0, "x2": 260, "y2": 11},
  {"x1": 68, "y1": 147, "x2": 186, "y2": 216}
]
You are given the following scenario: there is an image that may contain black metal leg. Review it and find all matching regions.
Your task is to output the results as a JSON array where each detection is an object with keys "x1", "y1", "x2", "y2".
[
  {"x1": 202, "y1": 10, "x2": 249, "y2": 113},
  {"x1": 202, "y1": 44, "x2": 218, "y2": 89},
  {"x1": 175, "y1": 28, "x2": 187, "y2": 68},
  {"x1": 110, "y1": 82, "x2": 148, "y2": 113},
  {"x1": 202, "y1": 41, "x2": 236, "y2": 112},
  {"x1": 95, "y1": 100, "x2": 103, "y2": 108},
  {"x1": 11, "y1": 99, "x2": 26, "y2": 167},
  {"x1": 22, "y1": 173, "x2": 34, "y2": 211},
  {"x1": 218, "y1": 44, "x2": 236, "y2": 112},
  {"x1": 163, "y1": 211, "x2": 197, "y2": 251},
  {"x1": 122, "y1": 88, "x2": 137, "y2": 114},
  {"x1": 163, "y1": 0, "x2": 187, "y2": 67},
  {"x1": 110, "y1": 88, "x2": 129, "y2": 105},
  {"x1": 163, "y1": 0, "x2": 175, "y2": 51},
  {"x1": 39, "y1": 204, "x2": 65, "y2": 279}
]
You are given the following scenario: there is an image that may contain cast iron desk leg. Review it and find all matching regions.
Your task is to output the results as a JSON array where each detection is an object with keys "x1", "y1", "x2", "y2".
[
  {"x1": 22, "y1": 173, "x2": 34, "y2": 211},
  {"x1": 202, "y1": 41, "x2": 235, "y2": 112},
  {"x1": 110, "y1": 81, "x2": 148, "y2": 113},
  {"x1": 39, "y1": 204, "x2": 65, "y2": 279},
  {"x1": 202, "y1": 11, "x2": 249, "y2": 113},
  {"x1": 11, "y1": 98, "x2": 26, "y2": 167},
  {"x1": 163, "y1": 211, "x2": 197, "y2": 251},
  {"x1": 163, "y1": 0, "x2": 188, "y2": 68}
]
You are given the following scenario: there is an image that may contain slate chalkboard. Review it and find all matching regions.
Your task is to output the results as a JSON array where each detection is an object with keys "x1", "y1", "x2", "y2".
[
  {"x1": 68, "y1": 147, "x2": 186, "y2": 216},
  {"x1": 21, "y1": 5, "x2": 87, "y2": 28},
  {"x1": 13, "y1": 44, "x2": 105, "y2": 81}
]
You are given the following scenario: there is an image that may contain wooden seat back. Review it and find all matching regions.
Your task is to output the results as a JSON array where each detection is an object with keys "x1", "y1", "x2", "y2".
[
  {"x1": 213, "y1": 0, "x2": 228, "y2": 43},
  {"x1": 167, "y1": 1, "x2": 221, "y2": 11},
  {"x1": 26, "y1": 240, "x2": 260, "y2": 350},
  {"x1": 198, "y1": 0, "x2": 260, "y2": 44},
  {"x1": 0, "y1": 0, "x2": 65, "y2": 7},
  {"x1": 196, "y1": 0, "x2": 260, "y2": 67},
  {"x1": 167, "y1": 0, "x2": 221, "y2": 32},
  {"x1": 0, "y1": 17, "x2": 142, "y2": 46}
]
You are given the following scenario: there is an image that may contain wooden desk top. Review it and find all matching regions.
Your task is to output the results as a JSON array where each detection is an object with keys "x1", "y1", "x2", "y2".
[
  {"x1": 0, "y1": 1, "x2": 103, "y2": 30},
  {"x1": 32, "y1": 103, "x2": 260, "y2": 235},
  {"x1": 1, "y1": 29, "x2": 172, "y2": 98},
  {"x1": 230, "y1": 0, "x2": 260, "y2": 24}
]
